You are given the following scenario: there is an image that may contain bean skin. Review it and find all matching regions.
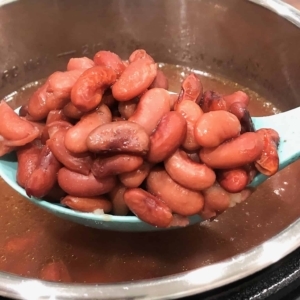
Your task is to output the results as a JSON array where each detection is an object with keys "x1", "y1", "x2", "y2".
[
  {"x1": 57, "y1": 168, "x2": 116, "y2": 197},
  {"x1": 147, "y1": 111, "x2": 187, "y2": 163},
  {"x1": 87, "y1": 121, "x2": 150, "y2": 155},
  {"x1": 61, "y1": 195, "x2": 112, "y2": 213},
  {"x1": 25, "y1": 145, "x2": 61, "y2": 198},
  {"x1": 199, "y1": 132, "x2": 264, "y2": 169},
  {"x1": 128, "y1": 88, "x2": 171, "y2": 135},
  {"x1": 71, "y1": 66, "x2": 117, "y2": 112},
  {"x1": 147, "y1": 167, "x2": 204, "y2": 216},
  {"x1": 124, "y1": 188, "x2": 173, "y2": 228},
  {"x1": 199, "y1": 91, "x2": 227, "y2": 113},
  {"x1": 164, "y1": 149, "x2": 216, "y2": 191},
  {"x1": 64, "y1": 104, "x2": 112, "y2": 154},
  {"x1": 92, "y1": 155, "x2": 143, "y2": 179},
  {"x1": 175, "y1": 100, "x2": 204, "y2": 151},
  {"x1": 224, "y1": 91, "x2": 249, "y2": 108},
  {"x1": 194, "y1": 110, "x2": 241, "y2": 148},
  {"x1": 112, "y1": 58, "x2": 157, "y2": 101},
  {"x1": 176, "y1": 73, "x2": 203, "y2": 106},
  {"x1": 255, "y1": 128, "x2": 279, "y2": 176}
]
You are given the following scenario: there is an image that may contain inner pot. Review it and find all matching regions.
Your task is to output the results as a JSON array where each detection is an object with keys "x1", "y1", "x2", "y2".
[{"x1": 1, "y1": 0, "x2": 300, "y2": 299}]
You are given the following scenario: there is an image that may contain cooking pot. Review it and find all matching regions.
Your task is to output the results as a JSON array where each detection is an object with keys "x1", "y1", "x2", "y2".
[{"x1": 1, "y1": 0, "x2": 300, "y2": 299}]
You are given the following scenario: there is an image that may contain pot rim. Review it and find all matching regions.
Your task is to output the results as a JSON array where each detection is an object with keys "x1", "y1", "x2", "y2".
[{"x1": 1, "y1": 0, "x2": 300, "y2": 299}]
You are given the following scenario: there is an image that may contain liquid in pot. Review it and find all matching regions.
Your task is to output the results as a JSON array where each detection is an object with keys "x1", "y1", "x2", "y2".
[{"x1": 0, "y1": 64, "x2": 297, "y2": 283}]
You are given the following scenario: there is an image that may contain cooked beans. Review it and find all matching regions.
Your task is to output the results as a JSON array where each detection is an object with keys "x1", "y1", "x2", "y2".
[{"x1": 1, "y1": 49, "x2": 280, "y2": 227}]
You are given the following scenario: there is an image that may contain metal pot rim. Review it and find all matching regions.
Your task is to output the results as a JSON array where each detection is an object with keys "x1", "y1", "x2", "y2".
[{"x1": 1, "y1": 0, "x2": 300, "y2": 299}]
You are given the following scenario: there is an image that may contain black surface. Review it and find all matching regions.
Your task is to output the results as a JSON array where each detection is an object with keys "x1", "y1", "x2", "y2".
[{"x1": 1, "y1": 248, "x2": 300, "y2": 299}]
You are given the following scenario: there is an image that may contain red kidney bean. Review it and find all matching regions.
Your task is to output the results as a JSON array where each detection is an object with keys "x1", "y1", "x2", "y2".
[
  {"x1": 199, "y1": 132, "x2": 264, "y2": 169},
  {"x1": 71, "y1": 66, "x2": 117, "y2": 112},
  {"x1": 47, "y1": 130, "x2": 93, "y2": 175},
  {"x1": 112, "y1": 58, "x2": 157, "y2": 101},
  {"x1": 118, "y1": 98, "x2": 138, "y2": 119},
  {"x1": 108, "y1": 184, "x2": 129, "y2": 216},
  {"x1": 195, "y1": 111, "x2": 241, "y2": 148},
  {"x1": 46, "y1": 110, "x2": 71, "y2": 125},
  {"x1": 224, "y1": 91, "x2": 250, "y2": 108},
  {"x1": 21, "y1": 118, "x2": 46, "y2": 140},
  {"x1": 62, "y1": 102, "x2": 85, "y2": 120},
  {"x1": 119, "y1": 161, "x2": 152, "y2": 188},
  {"x1": 147, "y1": 111, "x2": 187, "y2": 163},
  {"x1": 28, "y1": 70, "x2": 83, "y2": 121},
  {"x1": 47, "y1": 71, "x2": 82, "y2": 109},
  {"x1": 255, "y1": 128, "x2": 279, "y2": 176},
  {"x1": 200, "y1": 184, "x2": 230, "y2": 219},
  {"x1": 176, "y1": 73, "x2": 203, "y2": 107},
  {"x1": 229, "y1": 102, "x2": 254, "y2": 133},
  {"x1": 64, "y1": 104, "x2": 112, "y2": 154},
  {"x1": 61, "y1": 195, "x2": 112, "y2": 213},
  {"x1": 175, "y1": 100, "x2": 204, "y2": 151},
  {"x1": 87, "y1": 121, "x2": 150, "y2": 155},
  {"x1": 92, "y1": 155, "x2": 143, "y2": 179},
  {"x1": 40, "y1": 260, "x2": 71, "y2": 283},
  {"x1": 25, "y1": 145, "x2": 61, "y2": 198},
  {"x1": 124, "y1": 188, "x2": 173, "y2": 228},
  {"x1": 164, "y1": 149, "x2": 216, "y2": 191},
  {"x1": 26, "y1": 83, "x2": 49, "y2": 121},
  {"x1": 147, "y1": 167, "x2": 204, "y2": 216},
  {"x1": 16, "y1": 141, "x2": 43, "y2": 188},
  {"x1": 0, "y1": 101, "x2": 40, "y2": 146},
  {"x1": 199, "y1": 91, "x2": 227, "y2": 113},
  {"x1": 129, "y1": 88, "x2": 171, "y2": 135},
  {"x1": 217, "y1": 168, "x2": 249, "y2": 193},
  {"x1": 128, "y1": 49, "x2": 154, "y2": 63},
  {"x1": 41, "y1": 120, "x2": 73, "y2": 144},
  {"x1": 57, "y1": 167, "x2": 116, "y2": 197},
  {"x1": 67, "y1": 57, "x2": 95, "y2": 71},
  {"x1": 94, "y1": 51, "x2": 125, "y2": 77},
  {"x1": 149, "y1": 70, "x2": 169, "y2": 89}
]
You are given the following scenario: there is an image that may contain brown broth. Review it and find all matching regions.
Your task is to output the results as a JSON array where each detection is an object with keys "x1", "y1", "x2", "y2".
[{"x1": 0, "y1": 64, "x2": 298, "y2": 284}]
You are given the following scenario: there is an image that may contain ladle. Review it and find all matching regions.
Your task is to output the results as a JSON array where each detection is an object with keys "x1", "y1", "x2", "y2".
[{"x1": 0, "y1": 102, "x2": 299, "y2": 232}]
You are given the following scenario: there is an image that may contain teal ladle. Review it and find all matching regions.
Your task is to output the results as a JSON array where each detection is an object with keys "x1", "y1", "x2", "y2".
[{"x1": 0, "y1": 104, "x2": 299, "y2": 232}]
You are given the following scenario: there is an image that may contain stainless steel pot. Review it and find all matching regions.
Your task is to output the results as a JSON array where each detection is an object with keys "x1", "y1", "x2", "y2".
[{"x1": 1, "y1": 0, "x2": 300, "y2": 299}]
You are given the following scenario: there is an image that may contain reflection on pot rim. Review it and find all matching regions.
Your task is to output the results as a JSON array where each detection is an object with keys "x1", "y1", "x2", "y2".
[{"x1": 0, "y1": 0, "x2": 300, "y2": 299}]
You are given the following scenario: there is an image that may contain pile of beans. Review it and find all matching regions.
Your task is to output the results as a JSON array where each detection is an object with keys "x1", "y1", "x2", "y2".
[{"x1": 0, "y1": 49, "x2": 280, "y2": 228}]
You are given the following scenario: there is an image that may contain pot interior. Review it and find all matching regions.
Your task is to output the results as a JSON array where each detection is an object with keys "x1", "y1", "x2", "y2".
[{"x1": 0, "y1": 0, "x2": 300, "y2": 295}]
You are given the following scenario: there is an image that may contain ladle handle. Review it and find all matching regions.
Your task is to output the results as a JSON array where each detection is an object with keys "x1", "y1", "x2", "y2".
[{"x1": 250, "y1": 107, "x2": 300, "y2": 187}]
